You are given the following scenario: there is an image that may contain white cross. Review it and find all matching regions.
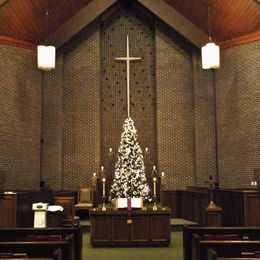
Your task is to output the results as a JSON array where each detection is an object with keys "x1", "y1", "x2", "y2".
[{"x1": 115, "y1": 35, "x2": 141, "y2": 118}]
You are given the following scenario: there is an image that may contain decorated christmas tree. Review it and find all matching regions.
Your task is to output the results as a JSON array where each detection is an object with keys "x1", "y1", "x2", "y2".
[{"x1": 110, "y1": 117, "x2": 150, "y2": 202}]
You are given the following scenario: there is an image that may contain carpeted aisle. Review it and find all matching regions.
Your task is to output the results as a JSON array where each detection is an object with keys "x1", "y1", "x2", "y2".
[{"x1": 82, "y1": 232, "x2": 183, "y2": 260}]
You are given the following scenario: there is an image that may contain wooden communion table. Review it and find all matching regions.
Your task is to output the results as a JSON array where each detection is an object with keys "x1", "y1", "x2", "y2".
[{"x1": 89, "y1": 207, "x2": 171, "y2": 247}]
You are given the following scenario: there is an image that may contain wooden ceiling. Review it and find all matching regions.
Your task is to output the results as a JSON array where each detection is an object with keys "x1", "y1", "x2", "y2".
[{"x1": 0, "y1": 0, "x2": 259, "y2": 49}]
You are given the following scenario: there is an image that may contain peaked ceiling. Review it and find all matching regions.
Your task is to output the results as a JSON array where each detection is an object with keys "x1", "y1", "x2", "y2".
[{"x1": 0, "y1": 0, "x2": 259, "y2": 49}]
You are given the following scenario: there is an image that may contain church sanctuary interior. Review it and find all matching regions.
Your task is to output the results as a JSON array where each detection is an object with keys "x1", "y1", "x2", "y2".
[{"x1": 0, "y1": 0, "x2": 260, "y2": 259}]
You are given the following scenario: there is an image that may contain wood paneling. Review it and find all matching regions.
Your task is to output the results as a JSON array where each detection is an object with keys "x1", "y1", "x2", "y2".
[
  {"x1": 0, "y1": 36, "x2": 36, "y2": 49},
  {"x1": 49, "y1": 0, "x2": 117, "y2": 48},
  {"x1": 0, "y1": 0, "x2": 93, "y2": 44},
  {"x1": 163, "y1": 0, "x2": 260, "y2": 43},
  {"x1": 0, "y1": 0, "x2": 259, "y2": 48},
  {"x1": 137, "y1": 0, "x2": 208, "y2": 47},
  {"x1": 161, "y1": 187, "x2": 260, "y2": 226}
]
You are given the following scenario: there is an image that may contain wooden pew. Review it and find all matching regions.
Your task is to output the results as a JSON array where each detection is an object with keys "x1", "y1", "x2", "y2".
[
  {"x1": 208, "y1": 248, "x2": 260, "y2": 260},
  {"x1": 0, "y1": 248, "x2": 61, "y2": 259},
  {"x1": 192, "y1": 233, "x2": 260, "y2": 260},
  {"x1": 0, "y1": 227, "x2": 82, "y2": 260},
  {"x1": 183, "y1": 225, "x2": 260, "y2": 260},
  {"x1": 0, "y1": 234, "x2": 73, "y2": 260}
]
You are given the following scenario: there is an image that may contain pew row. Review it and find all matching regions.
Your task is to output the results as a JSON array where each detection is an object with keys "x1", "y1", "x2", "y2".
[
  {"x1": 183, "y1": 225, "x2": 260, "y2": 260},
  {"x1": 0, "y1": 248, "x2": 61, "y2": 259},
  {"x1": 208, "y1": 248, "x2": 260, "y2": 260},
  {"x1": 0, "y1": 227, "x2": 82, "y2": 260},
  {"x1": 192, "y1": 233, "x2": 260, "y2": 260},
  {"x1": 0, "y1": 235, "x2": 73, "y2": 259}
]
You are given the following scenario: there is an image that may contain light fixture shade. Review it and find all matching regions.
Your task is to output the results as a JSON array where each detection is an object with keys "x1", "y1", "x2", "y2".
[
  {"x1": 37, "y1": 45, "x2": 56, "y2": 71},
  {"x1": 201, "y1": 42, "x2": 220, "y2": 69}
]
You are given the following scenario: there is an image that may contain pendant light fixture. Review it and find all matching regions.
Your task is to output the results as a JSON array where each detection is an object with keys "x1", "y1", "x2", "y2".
[
  {"x1": 201, "y1": 6, "x2": 220, "y2": 69},
  {"x1": 37, "y1": 9, "x2": 56, "y2": 71}
]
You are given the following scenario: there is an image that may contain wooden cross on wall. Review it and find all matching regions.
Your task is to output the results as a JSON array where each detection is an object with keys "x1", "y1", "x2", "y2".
[{"x1": 115, "y1": 35, "x2": 141, "y2": 118}]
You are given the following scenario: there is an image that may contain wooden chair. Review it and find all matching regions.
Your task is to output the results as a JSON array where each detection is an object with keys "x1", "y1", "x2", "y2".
[
  {"x1": 73, "y1": 188, "x2": 93, "y2": 216},
  {"x1": 54, "y1": 197, "x2": 80, "y2": 227}
]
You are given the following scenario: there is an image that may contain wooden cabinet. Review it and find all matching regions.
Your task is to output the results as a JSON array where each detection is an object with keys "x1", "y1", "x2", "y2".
[{"x1": 89, "y1": 208, "x2": 171, "y2": 247}]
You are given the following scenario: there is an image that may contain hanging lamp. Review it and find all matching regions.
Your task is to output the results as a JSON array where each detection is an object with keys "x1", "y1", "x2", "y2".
[
  {"x1": 201, "y1": 6, "x2": 220, "y2": 69},
  {"x1": 37, "y1": 9, "x2": 56, "y2": 71}
]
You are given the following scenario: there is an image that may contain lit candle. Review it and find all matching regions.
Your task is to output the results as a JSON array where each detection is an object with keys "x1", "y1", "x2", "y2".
[
  {"x1": 161, "y1": 172, "x2": 165, "y2": 177},
  {"x1": 109, "y1": 147, "x2": 113, "y2": 153},
  {"x1": 101, "y1": 166, "x2": 104, "y2": 171},
  {"x1": 145, "y1": 147, "x2": 149, "y2": 153},
  {"x1": 153, "y1": 177, "x2": 157, "y2": 196},
  {"x1": 93, "y1": 172, "x2": 96, "y2": 178},
  {"x1": 102, "y1": 177, "x2": 106, "y2": 196},
  {"x1": 153, "y1": 165, "x2": 156, "y2": 170}
]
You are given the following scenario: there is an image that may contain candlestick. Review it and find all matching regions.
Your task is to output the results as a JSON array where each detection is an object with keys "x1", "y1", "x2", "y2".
[
  {"x1": 108, "y1": 148, "x2": 113, "y2": 179},
  {"x1": 102, "y1": 177, "x2": 106, "y2": 196},
  {"x1": 161, "y1": 171, "x2": 165, "y2": 186},
  {"x1": 92, "y1": 172, "x2": 97, "y2": 187},
  {"x1": 153, "y1": 177, "x2": 157, "y2": 196}
]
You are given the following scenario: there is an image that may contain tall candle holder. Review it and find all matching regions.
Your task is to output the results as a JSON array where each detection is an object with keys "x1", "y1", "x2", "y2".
[
  {"x1": 100, "y1": 166, "x2": 107, "y2": 211},
  {"x1": 206, "y1": 175, "x2": 218, "y2": 209},
  {"x1": 152, "y1": 176, "x2": 158, "y2": 211},
  {"x1": 101, "y1": 177, "x2": 107, "y2": 211}
]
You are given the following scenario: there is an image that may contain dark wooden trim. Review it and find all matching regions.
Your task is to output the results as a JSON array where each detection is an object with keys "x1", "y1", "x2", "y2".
[
  {"x1": 49, "y1": 0, "x2": 117, "y2": 48},
  {"x1": 220, "y1": 31, "x2": 260, "y2": 49},
  {"x1": 137, "y1": 0, "x2": 208, "y2": 48},
  {"x1": 0, "y1": 36, "x2": 36, "y2": 50},
  {"x1": 0, "y1": 0, "x2": 9, "y2": 8}
]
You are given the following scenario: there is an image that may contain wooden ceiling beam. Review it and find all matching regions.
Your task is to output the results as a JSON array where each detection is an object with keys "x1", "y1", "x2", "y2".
[
  {"x1": 0, "y1": 0, "x2": 9, "y2": 8},
  {"x1": 0, "y1": 36, "x2": 36, "y2": 50},
  {"x1": 137, "y1": 0, "x2": 208, "y2": 48},
  {"x1": 220, "y1": 31, "x2": 260, "y2": 49},
  {"x1": 49, "y1": 0, "x2": 117, "y2": 48}
]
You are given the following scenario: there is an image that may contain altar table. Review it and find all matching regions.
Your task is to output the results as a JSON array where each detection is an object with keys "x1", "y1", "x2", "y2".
[{"x1": 89, "y1": 207, "x2": 171, "y2": 247}]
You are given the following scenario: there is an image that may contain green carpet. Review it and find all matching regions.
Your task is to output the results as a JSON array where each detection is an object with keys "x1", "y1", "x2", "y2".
[{"x1": 82, "y1": 232, "x2": 183, "y2": 260}]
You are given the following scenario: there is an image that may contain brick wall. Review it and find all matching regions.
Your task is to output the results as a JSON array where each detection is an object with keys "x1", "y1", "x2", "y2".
[
  {"x1": 216, "y1": 41, "x2": 260, "y2": 188},
  {"x1": 9, "y1": 5, "x2": 257, "y2": 191},
  {"x1": 0, "y1": 45, "x2": 41, "y2": 190},
  {"x1": 100, "y1": 7, "x2": 157, "y2": 179},
  {"x1": 155, "y1": 27, "x2": 195, "y2": 189},
  {"x1": 41, "y1": 22, "x2": 101, "y2": 190}
]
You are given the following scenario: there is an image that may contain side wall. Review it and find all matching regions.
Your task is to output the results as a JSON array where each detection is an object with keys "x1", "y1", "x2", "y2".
[
  {"x1": 0, "y1": 45, "x2": 41, "y2": 190},
  {"x1": 216, "y1": 41, "x2": 260, "y2": 188}
]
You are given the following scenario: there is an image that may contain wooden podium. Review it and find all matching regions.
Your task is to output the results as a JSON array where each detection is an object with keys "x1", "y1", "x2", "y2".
[{"x1": 89, "y1": 207, "x2": 171, "y2": 247}]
